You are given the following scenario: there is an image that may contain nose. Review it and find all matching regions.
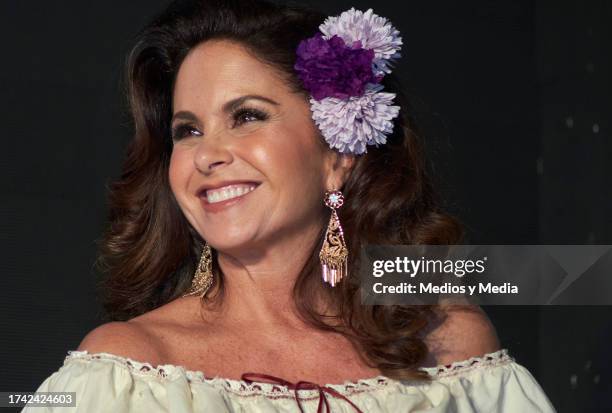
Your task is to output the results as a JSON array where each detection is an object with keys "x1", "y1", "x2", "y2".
[{"x1": 193, "y1": 134, "x2": 234, "y2": 174}]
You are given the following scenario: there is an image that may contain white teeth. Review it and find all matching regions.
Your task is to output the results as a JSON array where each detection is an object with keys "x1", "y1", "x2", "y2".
[{"x1": 206, "y1": 184, "x2": 257, "y2": 204}]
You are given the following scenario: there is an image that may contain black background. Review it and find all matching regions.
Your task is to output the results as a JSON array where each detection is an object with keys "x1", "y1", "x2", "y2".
[{"x1": 1, "y1": 1, "x2": 611, "y2": 412}]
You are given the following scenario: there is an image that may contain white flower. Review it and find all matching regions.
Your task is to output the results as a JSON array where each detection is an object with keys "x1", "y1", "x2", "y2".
[
  {"x1": 319, "y1": 7, "x2": 403, "y2": 77},
  {"x1": 310, "y1": 83, "x2": 400, "y2": 155}
]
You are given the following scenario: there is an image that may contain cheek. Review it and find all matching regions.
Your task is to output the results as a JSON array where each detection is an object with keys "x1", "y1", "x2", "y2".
[
  {"x1": 260, "y1": 129, "x2": 326, "y2": 203},
  {"x1": 168, "y1": 148, "x2": 193, "y2": 204}
]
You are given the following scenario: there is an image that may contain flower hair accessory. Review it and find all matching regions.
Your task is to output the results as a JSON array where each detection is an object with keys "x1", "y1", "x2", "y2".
[{"x1": 294, "y1": 8, "x2": 402, "y2": 155}]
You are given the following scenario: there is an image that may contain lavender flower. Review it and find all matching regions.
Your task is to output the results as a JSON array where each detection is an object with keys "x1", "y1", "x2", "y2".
[
  {"x1": 319, "y1": 8, "x2": 403, "y2": 78},
  {"x1": 310, "y1": 84, "x2": 400, "y2": 155},
  {"x1": 294, "y1": 8, "x2": 403, "y2": 155}
]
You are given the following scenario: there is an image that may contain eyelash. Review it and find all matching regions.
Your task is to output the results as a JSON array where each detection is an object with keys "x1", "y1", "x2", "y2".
[{"x1": 170, "y1": 107, "x2": 269, "y2": 141}]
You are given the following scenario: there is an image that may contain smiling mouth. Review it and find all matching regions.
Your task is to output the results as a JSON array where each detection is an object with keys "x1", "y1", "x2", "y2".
[{"x1": 202, "y1": 183, "x2": 260, "y2": 204}]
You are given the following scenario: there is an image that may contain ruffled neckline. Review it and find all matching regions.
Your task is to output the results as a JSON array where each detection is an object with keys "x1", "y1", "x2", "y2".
[{"x1": 64, "y1": 348, "x2": 514, "y2": 398}]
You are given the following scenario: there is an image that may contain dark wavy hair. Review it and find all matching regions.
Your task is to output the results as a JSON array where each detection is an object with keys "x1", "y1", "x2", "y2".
[{"x1": 95, "y1": 0, "x2": 465, "y2": 381}]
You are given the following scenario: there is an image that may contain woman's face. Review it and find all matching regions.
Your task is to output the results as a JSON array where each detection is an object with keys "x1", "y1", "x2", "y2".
[{"x1": 169, "y1": 39, "x2": 348, "y2": 254}]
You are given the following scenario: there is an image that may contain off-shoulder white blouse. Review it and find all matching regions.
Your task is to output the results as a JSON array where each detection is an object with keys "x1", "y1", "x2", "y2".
[{"x1": 22, "y1": 348, "x2": 556, "y2": 412}]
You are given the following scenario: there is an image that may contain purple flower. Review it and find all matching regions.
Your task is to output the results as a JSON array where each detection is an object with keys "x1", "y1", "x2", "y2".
[{"x1": 294, "y1": 33, "x2": 379, "y2": 101}]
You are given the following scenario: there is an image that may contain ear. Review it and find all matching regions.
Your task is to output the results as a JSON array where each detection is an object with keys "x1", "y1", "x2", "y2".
[{"x1": 324, "y1": 151, "x2": 356, "y2": 191}]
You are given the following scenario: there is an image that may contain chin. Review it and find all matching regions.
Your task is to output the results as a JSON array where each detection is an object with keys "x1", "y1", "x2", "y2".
[{"x1": 204, "y1": 229, "x2": 258, "y2": 252}]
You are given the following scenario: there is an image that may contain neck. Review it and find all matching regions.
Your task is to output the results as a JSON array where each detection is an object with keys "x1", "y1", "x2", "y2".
[{"x1": 206, "y1": 219, "x2": 328, "y2": 331}]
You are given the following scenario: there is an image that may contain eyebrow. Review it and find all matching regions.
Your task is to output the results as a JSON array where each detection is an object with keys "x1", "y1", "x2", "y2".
[{"x1": 171, "y1": 94, "x2": 279, "y2": 124}]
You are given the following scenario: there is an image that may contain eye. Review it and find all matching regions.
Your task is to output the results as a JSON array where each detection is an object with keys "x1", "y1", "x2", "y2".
[
  {"x1": 232, "y1": 107, "x2": 269, "y2": 127},
  {"x1": 171, "y1": 124, "x2": 203, "y2": 141}
]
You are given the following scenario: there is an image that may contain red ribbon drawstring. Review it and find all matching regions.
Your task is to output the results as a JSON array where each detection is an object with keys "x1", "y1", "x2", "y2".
[{"x1": 241, "y1": 372, "x2": 365, "y2": 413}]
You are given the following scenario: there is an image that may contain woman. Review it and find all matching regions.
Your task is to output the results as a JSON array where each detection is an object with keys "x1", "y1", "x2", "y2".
[{"x1": 23, "y1": 0, "x2": 556, "y2": 412}]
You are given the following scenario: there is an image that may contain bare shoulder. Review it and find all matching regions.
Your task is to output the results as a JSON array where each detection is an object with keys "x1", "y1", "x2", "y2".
[
  {"x1": 76, "y1": 297, "x2": 200, "y2": 364},
  {"x1": 76, "y1": 320, "x2": 163, "y2": 363},
  {"x1": 418, "y1": 303, "x2": 501, "y2": 367}
]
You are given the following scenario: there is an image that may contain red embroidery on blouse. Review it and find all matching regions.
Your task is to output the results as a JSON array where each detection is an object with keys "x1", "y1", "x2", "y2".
[{"x1": 241, "y1": 372, "x2": 365, "y2": 413}]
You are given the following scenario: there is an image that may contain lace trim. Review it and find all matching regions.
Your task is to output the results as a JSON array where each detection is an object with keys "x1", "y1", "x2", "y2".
[
  {"x1": 64, "y1": 348, "x2": 513, "y2": 399},
  {"x1": 419, "y1": 348, "x2": 514, "y2": 379}
]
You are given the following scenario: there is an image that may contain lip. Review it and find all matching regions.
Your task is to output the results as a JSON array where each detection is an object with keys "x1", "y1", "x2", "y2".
[
  {"x1": 198, "y1": 182, "x2": 260, "y2": 213},
  {"x1": 196, "y1": 180, "x2": 261, "y2": 197}
]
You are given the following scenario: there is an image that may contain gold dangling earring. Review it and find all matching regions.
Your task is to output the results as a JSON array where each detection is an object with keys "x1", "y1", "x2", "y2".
[
  {"x1": 182, "y1": 241, "x2": 214, "y2": 298},
  {"x1": 319, "y1": 189, "x2": 349, "y2": 287}
]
